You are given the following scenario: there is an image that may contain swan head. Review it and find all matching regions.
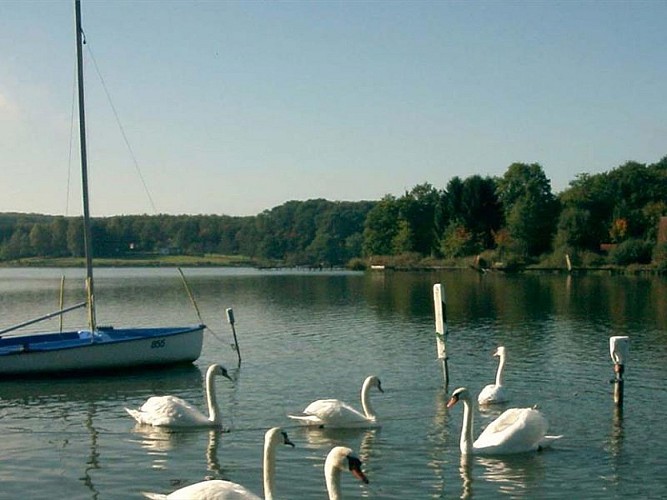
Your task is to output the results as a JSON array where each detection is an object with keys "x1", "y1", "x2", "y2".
[
  {"x1": 493, "y1": 346, "x2": 506, "y2": 358},
  {"x1": 366, "y1": 375, "x2": 384, "y2": 393},
  {"x1": 281, "y1": 430, "x2": 295, "y2": 447},
  {"x1": 266, "y1": 427, "x2": 296, "y2": 448},
  {"x1": 209, "y1": 363, "x2": 232, "y2": 381},
  {"x1": 446, "y1": 387, "x2": 471, "y2": 408},
  {"x1": 327, "y1": 446, "x2": 369, "y2": 484},
  {"x1": 347, "y1": 453, "x2": 369, "y2": 484}
]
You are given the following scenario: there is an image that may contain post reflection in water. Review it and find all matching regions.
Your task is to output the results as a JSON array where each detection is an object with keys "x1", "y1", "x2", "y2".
[
  {"x1": 606, "y1": 404, "x2": 625, "y2": 486},
  {"x1": 81, "y1": 403, "x2": 100, "y2": 499},
  {"x1": 426, "y1": 389, "x2": 450, "y2": 497}
]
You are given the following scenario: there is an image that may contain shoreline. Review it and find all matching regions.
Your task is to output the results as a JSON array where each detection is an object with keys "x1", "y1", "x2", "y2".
[{"x1": 1, "y1": 257, "x2": 664, "y2": 275}]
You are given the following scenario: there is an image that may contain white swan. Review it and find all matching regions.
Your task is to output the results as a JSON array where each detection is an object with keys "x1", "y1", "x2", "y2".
[
  {"x1": 141, "y1": 426, "x2": 294, "y2": 500},
  {"x1": 125, "y1": 364, "x2": 232, "y2": 428},
  {"x1": 325, "y1": 446, "x2": 369, "y2": 500},
  {"x1": 477, "y1": 346, "x2": 509, "y2": 405},
  {"x1": 447, "y1": 387, "x2": 562, "y2": 455},
  {"x1": 288, "y1": 375, "x2": 384, "y2": 428}
]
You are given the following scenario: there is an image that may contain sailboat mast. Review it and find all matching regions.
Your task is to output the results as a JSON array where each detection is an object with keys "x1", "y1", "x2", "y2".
[{"x1": 74, "y1": 0, "x2": 96, "y2": 331}]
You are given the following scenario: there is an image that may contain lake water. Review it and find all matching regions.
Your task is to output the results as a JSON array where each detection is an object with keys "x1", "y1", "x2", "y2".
[{"x1": 0, "y1": 267, "x2": 665, "y2": 499}]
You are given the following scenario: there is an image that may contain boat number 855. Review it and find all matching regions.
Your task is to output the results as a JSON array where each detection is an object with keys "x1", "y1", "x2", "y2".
[{"x1": 151, "y1": 339, "x2": 166, "y2": 349}]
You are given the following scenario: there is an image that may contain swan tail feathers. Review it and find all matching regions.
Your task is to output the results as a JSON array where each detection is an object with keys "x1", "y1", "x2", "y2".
[
  {"x1": 538, "y1": 434, "x2": 563, "y2": 450},
  {"x1": 287, "y1": 413, "x2": 323, "y2": 426},
  {"x1": 140, "y1": 492, "x2": 167, "y2": 500},
  {"x1": 125, "y1": 407, "x2": 143, "y2": 423}
]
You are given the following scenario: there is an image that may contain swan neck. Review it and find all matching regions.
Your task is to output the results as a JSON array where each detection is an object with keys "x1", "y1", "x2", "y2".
[
  {"x1": 460, "y1": 397, "x2": 474, "y2": 455},
  {"x1": 263, "y1": 433, "x2": 278, "y2": 500},
  {"x1": 205, "y1": 369, "x2": 220, "y2": 424},
  {"x1": 360, "y1": 379, "x2": 376, "y2": 420},
  {"x1": 495, "y1": 353, "x2": 506, "y2": 386},
  {"x1": 325, "y1": 459, "x2": 342, "y2": 500}
]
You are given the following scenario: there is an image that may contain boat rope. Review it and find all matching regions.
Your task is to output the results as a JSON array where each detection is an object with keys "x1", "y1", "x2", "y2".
[
  {"x1": 65, "y1": 64, "x2": 77, "y2": 217},
  {"x1": 177, "y1": 268, "x2": 203, "y2": 324},
  {"x1": 174, "y1": 269, "x2": 241, "y2": 355},
  {"x1": 59, "y1": 276, "x2": 65, "y2": 333},
  {"x1": 203, "y1": 324, "x2": 230, "y2": 347}
]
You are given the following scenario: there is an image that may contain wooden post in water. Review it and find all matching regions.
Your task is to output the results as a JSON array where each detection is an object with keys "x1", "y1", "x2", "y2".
[
  {"x1": 433, "y1": 283, "x2": 449, "y2": 390},
  {"x1": 609, "y1": 336, "x2": 629, "y2": 406},
  {"x1": 59, "y1": 276, "x2": 66, "y2": 333},
  {"x1": 565, "y1": 253, "x2": 572, "y2": 273},
  {"x1": 226, "y1": 308, "x2": 242, "y2": 365}
]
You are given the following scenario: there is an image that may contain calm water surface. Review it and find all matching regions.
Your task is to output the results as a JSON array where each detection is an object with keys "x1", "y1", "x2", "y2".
[{"x1": 0, "y1": 267, "x2": 665, "y2": 499}]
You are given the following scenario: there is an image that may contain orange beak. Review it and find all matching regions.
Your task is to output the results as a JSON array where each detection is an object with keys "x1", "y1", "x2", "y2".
[
  {"x1": 348, "y1": 455, "x2": 370, "y2": 484},
  {"x1": 351, "y1": 468, "x2": 369, "y2": 484}
]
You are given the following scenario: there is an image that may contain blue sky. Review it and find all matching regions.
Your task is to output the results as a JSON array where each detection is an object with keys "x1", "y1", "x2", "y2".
[{"x1": 1, "y1": 0, "x2": 665, "y2": 217}]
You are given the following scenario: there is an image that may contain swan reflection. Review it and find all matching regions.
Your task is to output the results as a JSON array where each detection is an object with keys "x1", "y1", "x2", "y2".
[
  {"x1": 459, "y1": 454, "x2": 473, "y2": 499},
  {"x1": 477, "y1": 403, "x2": 506, "y2": 420},
  {"x1": 295, "y1": 425, "x2": 378, "y2": 460},
  {"x1": 205, "y1": 429, "x2": 223, "y2": 476},
  {"x1": 476, "y1": 454, "x2": 545, "y2": 495},
  {"x1": 131, "y1": 425, "x2": 224, "y2": 475}
]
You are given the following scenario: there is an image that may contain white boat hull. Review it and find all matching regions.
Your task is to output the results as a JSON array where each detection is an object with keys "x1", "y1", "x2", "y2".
[{"x1": 0, "y1": 325, "x2": 204, "y2": 376}]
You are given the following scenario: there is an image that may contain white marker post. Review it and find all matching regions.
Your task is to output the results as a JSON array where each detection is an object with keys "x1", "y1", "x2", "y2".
[
  {"x1": 609, "y1": 336, "x2": 629, "y2": 406},
  {"x1": 433, "y1": 283, "x2": 449, "y2": 389}
]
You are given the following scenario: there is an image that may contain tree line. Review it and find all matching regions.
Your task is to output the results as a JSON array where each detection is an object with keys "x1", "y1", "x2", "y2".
[{"x1": 2, "y1": 156, "x2": 666, "y2": 269}]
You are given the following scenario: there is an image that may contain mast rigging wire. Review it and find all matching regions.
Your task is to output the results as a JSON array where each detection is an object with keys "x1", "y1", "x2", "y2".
[{"x1": 82, "y1": 38, "x2": 158, "y2": 214}]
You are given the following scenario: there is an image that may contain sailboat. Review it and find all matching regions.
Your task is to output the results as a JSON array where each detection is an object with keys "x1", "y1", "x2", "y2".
[{"x1": 0, "y1": 0, "x2": 204, "y2": 376}]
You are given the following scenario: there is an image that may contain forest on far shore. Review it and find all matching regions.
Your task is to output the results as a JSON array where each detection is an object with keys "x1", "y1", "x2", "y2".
[{"x1": 2, "y1": 155, "x2": 666, "y2": 272}]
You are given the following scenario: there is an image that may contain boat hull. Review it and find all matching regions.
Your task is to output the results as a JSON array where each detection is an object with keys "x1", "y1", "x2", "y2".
[{"x1": 0, "y1": 325, "x2": 204, "y2": 376}]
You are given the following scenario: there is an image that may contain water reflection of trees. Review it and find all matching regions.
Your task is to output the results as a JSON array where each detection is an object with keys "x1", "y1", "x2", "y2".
[{"x1": 363, "y1": 271, "x2": 667, "y2": 338}]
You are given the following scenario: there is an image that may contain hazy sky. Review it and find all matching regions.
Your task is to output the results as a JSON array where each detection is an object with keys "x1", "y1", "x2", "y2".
[{"x1": 1, "y1": 0, "x2": 665, "y2": 217}]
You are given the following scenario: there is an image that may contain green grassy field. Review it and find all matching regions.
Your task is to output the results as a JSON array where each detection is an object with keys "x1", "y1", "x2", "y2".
[{"x1": 0, "y1": 253, "x2": 259, "y2": 268}]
